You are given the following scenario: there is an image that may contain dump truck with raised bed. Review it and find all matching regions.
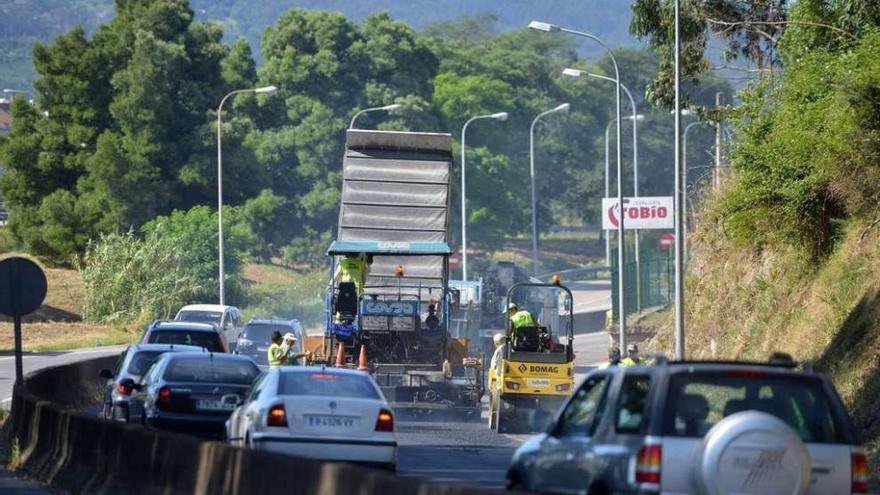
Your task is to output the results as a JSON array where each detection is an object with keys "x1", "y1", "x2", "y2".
[{"x1": 323, "y1": 129, "x2": 483, "y2": 420}]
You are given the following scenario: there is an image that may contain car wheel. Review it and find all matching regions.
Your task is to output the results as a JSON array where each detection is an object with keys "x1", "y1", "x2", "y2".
[
  {"x1": 587, "y1": 481, "x2": 611, "y2": 495},
  {"x1": 506, "y1": 470, "x2": 524, "y2": 491},
  {"x1": 694, "y1": 411, "x2": 811, "y2": 495},
  {"x1": 245, "y1": 432, "x2": 254, "y2": 449},
  {"x1": 496, "y1": 397, "x2": 514, "y2": 434}
]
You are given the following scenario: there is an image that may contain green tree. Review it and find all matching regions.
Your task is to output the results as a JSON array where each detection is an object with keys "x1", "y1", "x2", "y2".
[{"x1": 630, "y1": 0, "x2": 787, "y2": 107}]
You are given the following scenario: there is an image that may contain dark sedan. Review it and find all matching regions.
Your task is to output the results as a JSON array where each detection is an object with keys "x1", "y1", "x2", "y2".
[{"x1": 129, "y1": 352, "x2": 260, "y2": 437}]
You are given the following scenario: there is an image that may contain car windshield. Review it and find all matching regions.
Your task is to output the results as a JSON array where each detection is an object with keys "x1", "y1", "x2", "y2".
[
  {"x1": 278, "y1": 371, "x2": 379, "y2": 399},
  {"x1": 126, "y1": 351, "x2": 164, "y2": 376},
  {"x1": 147, "y1": 330, "x2": 220, "y2": 351},
  {"x1": 240, "y1": 324, "x2": 292, "y2": 344},
  {"x1": 176, "y1": 310, "x2": 222, "y2": 324},
  {"x1": 663, "y1": 371, "x2": 849, "y2": 443},
  {"x1": 164, "y1": 358, "x2": 259, "y2": 385}
]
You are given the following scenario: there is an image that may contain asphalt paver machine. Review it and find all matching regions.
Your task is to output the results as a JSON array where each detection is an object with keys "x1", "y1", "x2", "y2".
[{"x1": 324, "y1": 130, "x2": 483, "y2": 420}]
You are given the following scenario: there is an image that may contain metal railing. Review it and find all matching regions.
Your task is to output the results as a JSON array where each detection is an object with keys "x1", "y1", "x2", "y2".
[{"x1": 610, "y1": 251, "x2": 674, "y2": 322}]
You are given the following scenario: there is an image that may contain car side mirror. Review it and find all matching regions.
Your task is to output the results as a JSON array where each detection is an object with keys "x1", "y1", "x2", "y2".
[{"x1": 99, "y1": 369, "x2": 113, "y2": 380}]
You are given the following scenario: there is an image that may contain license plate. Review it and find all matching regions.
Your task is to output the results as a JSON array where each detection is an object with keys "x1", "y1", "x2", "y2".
[
  {"x1": 305, "y1": 415, "x2": 359, "y2": 428},
  {"x1": 198, "y1": 399, "x2": 235, "y2": 411},
  {"x1": 527, "y1": 379, "x2": 551, "y2": 387}
]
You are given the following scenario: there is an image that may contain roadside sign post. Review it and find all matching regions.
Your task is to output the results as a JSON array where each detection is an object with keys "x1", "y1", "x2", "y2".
[{"x1": 0, "y1": 257, "x2": 48, "y2": 384}]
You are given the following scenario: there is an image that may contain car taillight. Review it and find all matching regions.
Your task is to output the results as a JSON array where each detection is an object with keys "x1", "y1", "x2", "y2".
[
  {"x1": 635, "y1": 441, "x2": 662, "y2": 486},
  {"x1": 156, "y1": 386, "x2": 173, "y2": 411},
  {"x1": 505, "y1": 381, "x2": 520, "y2": 391},
  {"x1": 116, "y1": 382, "x2": 132, "y2": 396},
  {"x1": 375, "y1": 409, "x2": 394, "y2": 432},
  {"x1": 555, "y1": 383, "x2": 571, "y2": 392},
  {"x1": 267, "y1": 405, "x2": 287, "y2": 427},
  {"x1": 852, "y1": 450, "x2": 868, "y2": 494}
]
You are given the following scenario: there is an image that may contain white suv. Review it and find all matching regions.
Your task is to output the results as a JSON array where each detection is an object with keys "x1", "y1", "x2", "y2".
[{"x1": 175, "y1": 304, "x2": 242, "y2": 347}]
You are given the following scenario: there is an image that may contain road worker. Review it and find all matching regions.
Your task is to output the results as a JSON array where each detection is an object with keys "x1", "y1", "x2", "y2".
[
  {"x1": 334, "y1": 253, "x2": 370, "y2": 297},
  {"x1": 281, "y1": 332, "x2": 311, "y2": 365},
  {"x1": 506, "y1": 302, "x2": 536, "y2": 332},
  {"x1": 268, "y1": 331, "x2": 311, "y2": 368},
  {"x1": 268, "y1": 331, "x2": 286, "y2": 368},
  {"x1": 619, "y1": 343, "x2": 647, "y2": 367}
]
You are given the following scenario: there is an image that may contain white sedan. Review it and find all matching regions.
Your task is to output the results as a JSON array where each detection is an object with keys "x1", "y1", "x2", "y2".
[{"x1": 226, "y1": 366, "x2": 397, "y2": 470}]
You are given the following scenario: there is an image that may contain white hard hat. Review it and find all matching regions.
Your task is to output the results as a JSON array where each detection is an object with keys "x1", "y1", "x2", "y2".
[
  {"x1": 493, "y1": 333, "x2": 507, "y2": 346},
  {"x1": 283, "y1": 332, "x2": 297, "y2": 341},
  {"x1": 503, "y1": 302, "x2": 518, "y2": 314}
]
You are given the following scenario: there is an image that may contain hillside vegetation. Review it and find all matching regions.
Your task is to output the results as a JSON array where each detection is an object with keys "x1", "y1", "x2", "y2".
[{"x1": 648, "y1": 9, "x2": 880, "y2": 481}]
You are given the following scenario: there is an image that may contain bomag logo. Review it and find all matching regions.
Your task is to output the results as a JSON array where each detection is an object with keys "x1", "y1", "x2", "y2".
[
  {"x1": 529, "y1": 365, "x2": 559, "y2": 374},
  {"x1": 517, "y1": 364, "x2": 528, "y2": 374}
]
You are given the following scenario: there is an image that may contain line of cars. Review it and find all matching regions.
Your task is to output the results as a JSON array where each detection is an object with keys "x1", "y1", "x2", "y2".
[{"x1": 99, "y1": 304, "x2": 398, "y2": 470}]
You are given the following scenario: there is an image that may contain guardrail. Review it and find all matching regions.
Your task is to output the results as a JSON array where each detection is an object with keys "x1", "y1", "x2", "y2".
[
  {"x1": 7, "y1": 357, "x2": 505, "y2": 495},
  {"x1": 534, "y1": 266, "x2": 611, "y2": 283}
]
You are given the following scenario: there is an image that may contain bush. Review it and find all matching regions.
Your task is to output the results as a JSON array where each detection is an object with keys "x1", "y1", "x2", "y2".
[
  {"x1": 77, "y1": 231, "x2": 201, "y2": 323},
  {"x1": 242, "y1": 269, "x2": 326, "y2": 329},
  {"x1": 142, "y1": 205, "x2": 251, "y2": 303},
  {"x1": 715, "y1": 31, "x2": 880, "y2": 257},
  {"x1": 79, "y1": 205, "x2": 254, "y2": 323}
]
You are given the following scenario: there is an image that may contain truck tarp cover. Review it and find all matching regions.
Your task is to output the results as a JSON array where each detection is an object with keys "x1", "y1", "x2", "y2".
[{"x1": 338, "y1": 130, "x2": 452, "y2": 295}]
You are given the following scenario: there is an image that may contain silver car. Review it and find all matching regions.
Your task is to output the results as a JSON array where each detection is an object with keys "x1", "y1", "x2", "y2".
[
  {"x1": 507, "y1": 358, "x2": 868, "y2": 494},
  {"x1": 99, "y1": 343, "x2": 203, "y2": 421}
]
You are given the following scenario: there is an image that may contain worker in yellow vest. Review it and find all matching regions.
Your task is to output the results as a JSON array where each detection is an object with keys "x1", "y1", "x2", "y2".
[
  {"x1": 334, "y1": 253, "x2": 370, "y2": 297},
  {"x1": 620, "y1": 343, "x2": 647, "y2": 367}
]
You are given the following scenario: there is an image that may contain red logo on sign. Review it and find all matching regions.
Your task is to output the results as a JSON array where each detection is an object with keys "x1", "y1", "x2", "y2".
[{"x1": 608, "y1": 203, "x2": 669, "y2": 228}]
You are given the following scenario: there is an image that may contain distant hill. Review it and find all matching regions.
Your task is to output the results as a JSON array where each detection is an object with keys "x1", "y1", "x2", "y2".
[{"x1": 0, "y1": 0, "x2": 639, "y2": 91}]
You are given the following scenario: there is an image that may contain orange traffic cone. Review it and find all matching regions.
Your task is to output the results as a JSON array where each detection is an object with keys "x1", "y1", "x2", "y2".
[
  {"x1": 335, "y1": 341, "x2": 346, "y2": 367},
  {"x1": 357, "y1": 344, "x2": 369, "y2": 371}
]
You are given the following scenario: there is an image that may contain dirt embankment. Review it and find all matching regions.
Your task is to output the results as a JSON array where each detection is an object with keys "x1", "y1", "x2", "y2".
[{"x1": 643, "y1": 219, "x2": 880, "y2": 484}]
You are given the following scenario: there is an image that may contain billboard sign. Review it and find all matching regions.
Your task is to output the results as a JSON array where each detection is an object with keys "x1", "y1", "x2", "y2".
[{"x1": 602, "y1": 197, "x2": 674, "y2": 230}]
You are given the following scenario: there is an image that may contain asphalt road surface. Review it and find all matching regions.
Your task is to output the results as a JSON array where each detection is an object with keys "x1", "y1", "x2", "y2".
[{"x1": 0, "y1": 345, "x2": 125, "y2": 409}]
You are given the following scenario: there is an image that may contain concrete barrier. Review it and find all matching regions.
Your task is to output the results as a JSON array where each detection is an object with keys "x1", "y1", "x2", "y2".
[{"x1": 9, "y1": 356, "x2": 504, "y2": 495}]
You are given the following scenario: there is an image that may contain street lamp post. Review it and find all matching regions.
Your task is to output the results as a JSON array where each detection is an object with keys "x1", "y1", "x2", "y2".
[
  {"x1": 217, "y1": 85, "x2": 278, "y2": 305},
  {"x1": 602, "y1": 115, "x2": 644, "y2": 268},
  {"x1": 529, "y1": 103, "x2": 570, "y2": 276},
  {"x1": 461, "y1": 112, "x2": 509, "y2": 281},
  {"x1": 530, "y1": 20, "x2": 627, "y2": 351},
  {"x1": 349, "y1": 103, "x2": 403, "y2": 129},
  {"x1": 673, "y1": 0, "x2": 686, "y2": 359},
  {"x1": 564, "y1": 68, "x2": 645, "y2": 310}
]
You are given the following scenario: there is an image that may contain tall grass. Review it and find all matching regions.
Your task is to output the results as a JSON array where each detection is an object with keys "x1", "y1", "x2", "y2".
[{"x1": 77, "y1": 231, "x2": 201, "y2": 323}]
